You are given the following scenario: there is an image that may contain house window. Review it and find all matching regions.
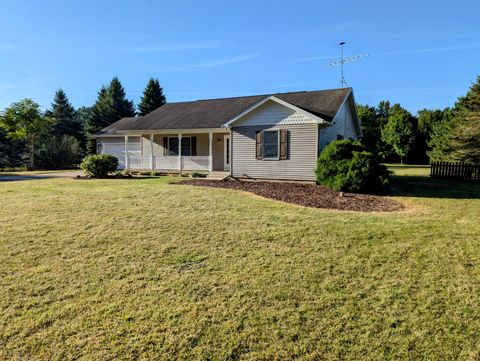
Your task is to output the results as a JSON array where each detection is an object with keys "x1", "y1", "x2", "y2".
[
  {"x1": 168, "y1": 137, "x2": 192, "y2": 156},
  {"x1": 263, "y1": 130, "x2": 279, "y2": 159}
]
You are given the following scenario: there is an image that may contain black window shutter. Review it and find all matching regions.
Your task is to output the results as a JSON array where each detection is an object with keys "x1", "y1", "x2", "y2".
[
  {"x1": 191, "y1": 136, "x2": 197, "y2": 156},
  {"x1": 255, "y1": 131, "x2": 263, "y2": 160},
  {"x1": 279, "y1": 129, "x2": 288, "y2": 160},
  {"x1": 163, "y1": 137, "x2": 168, "y2": 155}
]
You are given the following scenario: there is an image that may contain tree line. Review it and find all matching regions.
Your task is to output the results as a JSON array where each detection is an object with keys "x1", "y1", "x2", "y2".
[
  {"x1": 0, "y1": 75, "x2": 479, "y2": 170},
  {"x1": 358, "y1": 76, "x2": 480, "y2": 164},
  {"x1": 0, "y1": 77, "x2": 166, "y2": 170}
]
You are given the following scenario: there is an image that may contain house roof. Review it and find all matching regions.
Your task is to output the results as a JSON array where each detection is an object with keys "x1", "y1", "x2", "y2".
[{"x1": 96, "y1": 88, "x2": 352, "y2": 135}]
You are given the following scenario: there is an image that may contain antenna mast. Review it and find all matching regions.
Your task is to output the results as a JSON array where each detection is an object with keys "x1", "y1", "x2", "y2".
[
  {"x1": 339, "y1": 41, "x2": 346, "y2": 88},
  {"x1": 329, "y1": 42, "x2": 369, "y2": 88}
]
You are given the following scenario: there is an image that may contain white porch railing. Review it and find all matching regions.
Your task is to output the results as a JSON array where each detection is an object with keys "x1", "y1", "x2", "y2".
[
  {"x1": 126, "y1": 155, "x2": 211, "y2": 171},
  {"x1": 128, "y1": 155, "x2": 150, "y2": 169},
  {"x1": 120, "y1": 132, "x2": 220, "y2": 172},
  {"x1": 181, "y1": 156, "x2": 210, "y2": 171},
  {"x1": 154, "y1": 156, "x2": 178, "y2": 170}
]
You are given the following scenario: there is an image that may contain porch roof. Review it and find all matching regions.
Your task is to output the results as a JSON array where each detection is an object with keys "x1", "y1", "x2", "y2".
[{"x1": 96, "y1": 88, "x2": 351, "y2": 136}]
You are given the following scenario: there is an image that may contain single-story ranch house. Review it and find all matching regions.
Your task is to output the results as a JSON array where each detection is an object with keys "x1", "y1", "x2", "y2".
[{"x1": 95, "y1": 87, "x2": 361, "y2": 181}]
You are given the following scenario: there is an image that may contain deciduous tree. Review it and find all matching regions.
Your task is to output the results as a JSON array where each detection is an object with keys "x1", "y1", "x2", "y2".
[{"x1": 0, "y1": 99, "x2": 53, "y2": 169}]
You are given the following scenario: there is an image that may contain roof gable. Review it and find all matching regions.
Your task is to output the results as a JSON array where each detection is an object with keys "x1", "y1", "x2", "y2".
[
  {"x1": 97, "y1": 88, "x2": 352, "y2": 134},
  {"x1": 224, "y1": 98, "x2": 322, "y2": 127}
]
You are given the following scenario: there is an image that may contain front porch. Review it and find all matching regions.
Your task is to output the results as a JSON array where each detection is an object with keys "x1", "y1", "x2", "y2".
[{"x1": 98, "y1": 130, "x2": 230, "y2": 172}]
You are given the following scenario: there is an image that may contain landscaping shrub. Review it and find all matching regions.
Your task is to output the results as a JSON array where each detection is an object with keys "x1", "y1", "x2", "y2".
[
  {"x1": 316, "y1": 140, "x2": 390, "y2": 193},
  {"x1": 190, "y1": 172, "x2": 206, "y2": 178},
  {"x1": 80, "y1": 154, "x2": 118, "y2": 177},
  {"x1": 36, "y1": 135, "x2": 83, "y2": 170}
]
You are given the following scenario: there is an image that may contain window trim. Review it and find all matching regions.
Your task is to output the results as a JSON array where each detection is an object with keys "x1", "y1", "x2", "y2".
[
  {"x1": 262, "y1": 130, "x2": 280, "y2": 160},
  {"x1": 167, "y1": 136, "x2": 192, "y2": 156}
]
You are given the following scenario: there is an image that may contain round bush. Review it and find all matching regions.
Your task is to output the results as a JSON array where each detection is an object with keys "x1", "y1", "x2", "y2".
[
  {"x1": 315, "y1": 140, "x2": 390, "y2": 193},
  {"x1": 80, "y1": 154, "x2": 118, "y2": 178}
]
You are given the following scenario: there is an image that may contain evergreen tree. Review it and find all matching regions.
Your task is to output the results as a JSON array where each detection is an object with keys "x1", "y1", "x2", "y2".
[
  {"x1": 357, "y1": 104, "x2": 379, "y2": 152},
  {"x1": 47, "y1": 89, "x2": 83, "y2": 141},
  {"x1": 0, "y1": 127, "x2": 27, "y2": 169},
  {"x1": 418, "y1": 108, "x2": 449, "y2": 163},
  {"x1": 85, "y1": 78, "x2": 135, "y2": 154},
  {"x1": 109, "y1": 77, "x2": 136, "y2": 119},
  {"x1": 76, "y1": 106, "x2": 92, "y2": 148},
  {"x1": 450, "y1": 76, "x2": 480, "y2": 163},
  {"x1": 138, "y1": 78, "x2": 166, "y2": 116},
  {"x1": 427, "y1": 108, "x2": 456, "y2": 162}
]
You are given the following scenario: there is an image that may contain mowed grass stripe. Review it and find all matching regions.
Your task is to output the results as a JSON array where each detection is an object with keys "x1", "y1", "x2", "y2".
[{"x1": 0, "y1": 171, "x2": 479, "y2": 360}]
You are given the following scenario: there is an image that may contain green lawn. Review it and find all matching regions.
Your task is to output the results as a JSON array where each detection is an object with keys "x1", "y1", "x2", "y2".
[
  {"x1": 385, "y1": 163, "x2": 431, "y2": 177},
  {"x1": 1, "y1": 169, "x2": 479, "y2": 360}
]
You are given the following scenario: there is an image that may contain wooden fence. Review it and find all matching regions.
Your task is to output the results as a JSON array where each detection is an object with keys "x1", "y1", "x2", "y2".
[{"x1": 430, "y1": 161, "x2": 480, "y2": 181}]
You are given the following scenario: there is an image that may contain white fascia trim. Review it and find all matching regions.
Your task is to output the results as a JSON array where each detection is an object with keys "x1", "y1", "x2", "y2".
[
  {"x1": 94, "y1": 128, "x2": 228, "y2": 137},
  {"x1": 329, "y1": 90, "x2": 352, "y2": 125},
  {"x1": 348, "y1": 91, "x2": 363, "y2": 137},
  {"x1": 222, "y1": 95, "x2": 328, "y2": 127}
]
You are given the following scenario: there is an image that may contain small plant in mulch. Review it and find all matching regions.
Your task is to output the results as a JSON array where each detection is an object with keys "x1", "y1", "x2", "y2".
[{"x1": 190, "y1": 172, "x2": 206, "y2": 178}]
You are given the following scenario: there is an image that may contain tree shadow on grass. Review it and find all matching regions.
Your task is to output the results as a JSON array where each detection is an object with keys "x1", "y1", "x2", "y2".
[
  {"x1": 390, "y1": 175, "x2": 480, "y2": 199},
  {"x1": 0, "y1": 175, "x2": 62, "y2": 182}
]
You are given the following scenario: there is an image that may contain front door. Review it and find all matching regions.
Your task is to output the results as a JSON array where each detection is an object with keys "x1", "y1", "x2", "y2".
[{"x1": 223, "y1": 134, "x2": 230, "y2": 171}]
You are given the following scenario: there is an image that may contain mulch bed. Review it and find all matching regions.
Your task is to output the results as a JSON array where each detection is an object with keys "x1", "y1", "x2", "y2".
[{"x1": 176, "y1": 179, "x2": 404, "y2": 212}]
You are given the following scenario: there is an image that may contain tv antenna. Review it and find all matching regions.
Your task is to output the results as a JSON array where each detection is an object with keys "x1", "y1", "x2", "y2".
[{"x1": 328, "y1": 41, "x2": 369, "y2": 88}]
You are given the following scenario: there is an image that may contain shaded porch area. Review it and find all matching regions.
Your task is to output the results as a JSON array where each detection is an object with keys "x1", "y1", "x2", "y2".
[{"x1": 98, "y1": 131, "x2": 230, "y2": 172}]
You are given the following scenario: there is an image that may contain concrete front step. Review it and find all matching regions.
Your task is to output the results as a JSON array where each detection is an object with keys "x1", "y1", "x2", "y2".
[{"x1": 206, "y1": 171, "x2": 230, "y2": 180}]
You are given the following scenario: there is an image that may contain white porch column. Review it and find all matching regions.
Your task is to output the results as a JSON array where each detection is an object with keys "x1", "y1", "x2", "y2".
[
  {"x1": 149, "y1": 134, "x2": 154, "y2": 170},
  {"x1": 178, "y1": 133, "x2": 182, "y2": 171},
  {"x1": 208, "y1": 132, "x2": 213, "y2": 172},
  {"x1": 124, "y1": 135, "x2": 129, "y2": 169}
]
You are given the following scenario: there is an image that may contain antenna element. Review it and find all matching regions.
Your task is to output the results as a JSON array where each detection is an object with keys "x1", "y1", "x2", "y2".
[{"x1": 328, "y1": 42, "x2": 369, "y2": 88}]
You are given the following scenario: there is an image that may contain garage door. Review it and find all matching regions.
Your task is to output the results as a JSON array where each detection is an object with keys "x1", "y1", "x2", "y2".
[{"x1": 103, "y1": 143, "x2": 125, "y2": 169}]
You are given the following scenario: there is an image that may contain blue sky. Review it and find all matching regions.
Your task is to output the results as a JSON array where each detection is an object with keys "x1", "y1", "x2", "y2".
[{"x1": 0, "y1": 0, "x2": 479, "y2": 113}]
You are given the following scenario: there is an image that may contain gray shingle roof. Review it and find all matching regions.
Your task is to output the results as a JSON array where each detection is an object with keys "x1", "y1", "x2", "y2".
[{"x1": 97, "y1": 88, "x2": 351, "y2": 135}]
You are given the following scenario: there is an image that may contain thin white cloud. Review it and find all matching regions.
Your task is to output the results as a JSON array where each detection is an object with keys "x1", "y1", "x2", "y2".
[
  {"x1": 120, "y1": 40, "x2": 222, "y2": 53},
  {"x1": 301, "y1": 43, "x2": 480, "y2": 61},
  {"x1": 300, "y1": 54, "x2": 338, "y2": 61},
  {"x1": 375, "y1": 43, "x2": 480, "y2": 56},
  {"x1": 137, "y1": 53, "x2": 260, "y2": 72}
]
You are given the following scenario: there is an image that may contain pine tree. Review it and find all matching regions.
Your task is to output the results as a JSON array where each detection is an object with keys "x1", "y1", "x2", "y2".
[
  {"x1": 47, "y1": 89, "x2": 83, "y2": 140},
  {"x1": 109, "y1": 77, "x2": 136, "y2": 120},
  {"x1": 450, "y1": 76, "x2": 480, "y2": 163},
  {"x1": 138, "y1": 78, "x2": 166, "y2": 116},
  {"x1": 427, "y1": 108, "x2": 456, "y2": 162},
  {"x1": 85, "y1": 78, "x2": 136, "y2": 154}
]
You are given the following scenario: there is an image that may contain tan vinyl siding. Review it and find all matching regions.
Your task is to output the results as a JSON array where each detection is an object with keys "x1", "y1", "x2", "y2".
[
  {"x1": 141, "y1": 135, "x2": 162, "y2": 156},
  {"x1": 318, "y1": 95, "x2": 358, "y2": 152},
  {"x1": 231, "y1": 124, "x2": 318, "y2": 181}
]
